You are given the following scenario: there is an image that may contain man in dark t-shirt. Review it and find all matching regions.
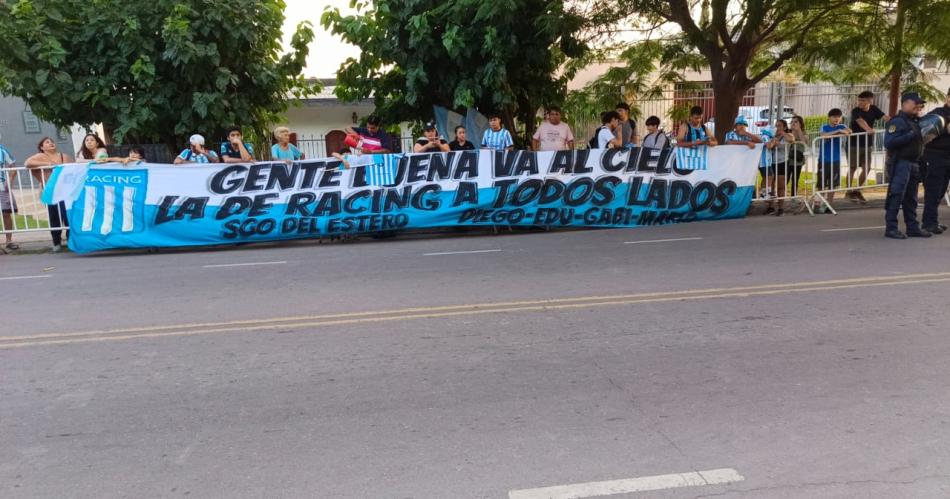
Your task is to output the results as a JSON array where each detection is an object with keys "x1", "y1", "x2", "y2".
[
  {"x1": 449, "y1": 126, "x2": 476, "y2": 151},
  {"x1": 345, "y1": 115, "x2": 393, "y2": 153},
  {"x1": 847, "y1": 91, "x2": 889, "y2": 202}
]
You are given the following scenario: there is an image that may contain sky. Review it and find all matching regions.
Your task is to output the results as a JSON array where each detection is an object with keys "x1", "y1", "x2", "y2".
[{"x1": 283, "y1": 0, "x2": 360, "y2": 79}]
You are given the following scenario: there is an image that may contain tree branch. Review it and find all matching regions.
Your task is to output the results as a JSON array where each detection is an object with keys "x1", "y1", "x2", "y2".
[
  {"x1": 668, "y1": 0, "x2": 723, "y2": 69},
  {"x1": 711, "y1": 0, "x2": 733, "y2": 52}
]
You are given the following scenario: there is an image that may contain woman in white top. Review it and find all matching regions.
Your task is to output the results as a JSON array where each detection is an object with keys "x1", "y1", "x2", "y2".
[{"x1": 77, "y1": 133, "x2": 109, "y2": 162}]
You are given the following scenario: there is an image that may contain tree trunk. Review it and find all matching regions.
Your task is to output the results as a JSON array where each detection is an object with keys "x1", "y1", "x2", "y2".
[
  {"x1": 888, "y1": 0, "x2": 907, "y2": 117},
  {"x1": 501, "y1": 109, "x2": 518, "y2": 147},
  {"x1": 712, "y1": 80, "x2": 749, "y2": 143},
  {"x1": 100, "y1": 122, "x2": 115, "y2": 145}
]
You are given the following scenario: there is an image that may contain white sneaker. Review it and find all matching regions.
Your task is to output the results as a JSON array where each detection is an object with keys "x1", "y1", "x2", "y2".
[{"x1": 52, "y1": 244, "x2": 63, "y2": 253}]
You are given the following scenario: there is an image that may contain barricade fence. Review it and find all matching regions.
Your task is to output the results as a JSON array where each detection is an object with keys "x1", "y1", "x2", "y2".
[
  {"x1": 808, "y1": 131, "x2": 888, "y2": 214},
  {"x1": 751, "y1": 141, "x2": 812, "y2": 214},
  {"x1": 0, "y1": 165, "x2": 67, "y2": 238},
  {"x1": 4, "y1": 138, "x2": 946, "y2": 239}
]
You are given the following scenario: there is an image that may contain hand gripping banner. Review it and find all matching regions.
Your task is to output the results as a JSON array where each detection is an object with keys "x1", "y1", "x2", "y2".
[{"x1": 42, "y1": 145, "x2": 762, "y2": 253}]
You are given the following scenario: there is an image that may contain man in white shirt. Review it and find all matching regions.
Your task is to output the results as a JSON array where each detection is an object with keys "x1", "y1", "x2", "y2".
[
  {"x1": 532, "y1": 106, "x2": 575, "y2": 151},
  {"x1": 597, "y1": 111, "x2": 621, "y2": 149}
]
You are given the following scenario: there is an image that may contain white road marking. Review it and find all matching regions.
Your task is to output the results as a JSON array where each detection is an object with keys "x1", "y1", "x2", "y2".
[
  {"x1": 820, "y1": 226, "x2": 886, "y2": 232},
  {"x1": 202, "y1": 261, "x2": 287, "y2": 269},
  {"x1": 0, "y1": 275, "x2": 52, "y2": 282},
  {"x1": 423, "y1": 249, "x2": 502, "y2": 256},
  {"x1": 624, "y1": 237, "x2": 703, "y2": 245},
  {"x1": 508, "y1": 468, "x2": 745, "y2": 499}
]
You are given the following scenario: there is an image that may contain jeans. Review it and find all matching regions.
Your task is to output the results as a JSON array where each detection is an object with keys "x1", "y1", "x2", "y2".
[
  {"x1": 922, "y1": 150, "x2": 950, "y2": 228},
  {"x1": 47, "y1": 202, "x2": 69, "y2": 246},
  {"x1": 884, "y1": 160, "x2": 921, "y2": 233}
]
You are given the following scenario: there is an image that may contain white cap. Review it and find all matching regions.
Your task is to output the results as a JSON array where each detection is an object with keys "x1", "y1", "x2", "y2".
[{"x1": 189, "y1": 134, "x2": 205, "y2": 146}]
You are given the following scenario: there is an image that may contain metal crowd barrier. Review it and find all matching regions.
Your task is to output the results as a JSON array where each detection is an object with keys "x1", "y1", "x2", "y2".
[
  {"x1": 0, "y1": 165, "x2": 69, "y2": 237},
  {"x1": 752, "y1": 141, "x2": 813, "y2": 214},
  {"x1": 3, "y1": 142, "x2": 946, "y2": 244},
  {"x1": 808, "y1": 131, "x2": 887, "y2": 215}
]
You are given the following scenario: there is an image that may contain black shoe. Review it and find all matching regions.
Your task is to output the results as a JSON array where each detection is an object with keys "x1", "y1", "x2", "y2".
[
  {"x1": 940, "y1": 224, "x2": 949, "y2": 232},
  {"x1": 774, "y1": 209, "x2": 784, "y2": 217},
  {"x1": 885, "y1": 230, "x2": 907, "y2": 239},
  {"x1": 763, "y1": 206, "x2": 775, "y2": 215},
  {"x1": 907, "y1": 229, "x2": 933, "y2": 238},
  {"x1": 922, "y1": 225, "x2": 945, "y2": 235}
]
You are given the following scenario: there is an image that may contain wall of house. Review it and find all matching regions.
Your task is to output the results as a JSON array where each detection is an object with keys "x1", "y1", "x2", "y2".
[{"x1": 0, "y1": 96, "x2": 72, "y2": 164}]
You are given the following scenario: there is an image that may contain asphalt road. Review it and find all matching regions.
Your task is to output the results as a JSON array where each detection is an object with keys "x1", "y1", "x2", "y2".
[{"x1": 3, "y1": 207, "x2": 950, "y2": 498}]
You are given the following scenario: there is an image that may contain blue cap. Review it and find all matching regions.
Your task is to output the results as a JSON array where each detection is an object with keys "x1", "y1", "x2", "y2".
[
  {"x1": 735, "y1": 116, "x2": 749, "y2": 126},
  {"x1": 901, "y1": 92, "x2": 924, "y2": 104},
  {"x1": 760, "y1": 128, "x2": 774, "y2": 138}
]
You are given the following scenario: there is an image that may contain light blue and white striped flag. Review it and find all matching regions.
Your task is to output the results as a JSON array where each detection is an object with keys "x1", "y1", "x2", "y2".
[
  {"x1": 365, "y1": 154, "x2": 402, "y2": 187},
  {"x1": 675, "y1": 145, "x2": 709, "y2": 171}
]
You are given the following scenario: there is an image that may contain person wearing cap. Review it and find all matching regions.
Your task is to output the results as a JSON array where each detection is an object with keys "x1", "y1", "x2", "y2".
[
  {"x1": 413, "y1": 122, "x2": 450, "y2": 153},
  {"x1": 174, "y1": 134, "x2": 220, "y2": 164},
  {"x1": 921, "y1": 87, "x2": 950, "y2": 234},
  {"x1": 883, "y1": 92, "x2": 930, "y2": 239},
  {"x1": 724, "y1": 116, "x2": 761, "y2": 149}
]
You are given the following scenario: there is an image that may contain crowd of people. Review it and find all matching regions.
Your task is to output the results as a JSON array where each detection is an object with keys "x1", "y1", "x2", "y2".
[{"x1": 1, "y1": 88, "x2": 948, "y2": 251}]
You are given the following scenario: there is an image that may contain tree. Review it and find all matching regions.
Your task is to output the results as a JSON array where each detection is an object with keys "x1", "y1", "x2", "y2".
[
  {"x1": 786, "y1": 0, "x2": 950, "y2": 114},
  {"x1": 561, "y1": 39, "x2": 707, "y2": 135},
  {"x1": 0, "y1": 0, "x2": 315, "y2": 150},
  {"x1": 605, "y1": 0, "x2": 857, "y2": 140},
  {"x1": 321, "y1": 0, "x2": 587, "y2": 144}
]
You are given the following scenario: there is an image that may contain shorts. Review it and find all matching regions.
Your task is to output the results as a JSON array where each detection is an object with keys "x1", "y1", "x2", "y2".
[
  {"x1": 816, "y1": 160, "x2": 841, "y2": 190},
  {"x1": 0, "y1": 185, "x2": 17, "y2": 214},
  {"x1": 848, "y1": 146, "x2": 872, "y2": 171}
]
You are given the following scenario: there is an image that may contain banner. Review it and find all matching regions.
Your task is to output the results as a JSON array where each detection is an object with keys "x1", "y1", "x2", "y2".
[{"x1": 43, "y1": 145, "x2": 761, "y2": 253}]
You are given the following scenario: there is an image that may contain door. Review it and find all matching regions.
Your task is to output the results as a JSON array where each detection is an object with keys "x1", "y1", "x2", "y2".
[{"x1": 325, "y1": 130, "x2": 346, "y2": 157}]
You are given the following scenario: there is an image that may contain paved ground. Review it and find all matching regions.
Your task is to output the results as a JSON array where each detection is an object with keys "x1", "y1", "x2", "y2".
[{"x1": 3, "y1": 205, "x2": 950, "y2": 498}]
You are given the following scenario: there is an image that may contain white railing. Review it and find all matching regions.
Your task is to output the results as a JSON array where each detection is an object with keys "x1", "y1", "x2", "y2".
[
  {"x1": 0, "y1": 165, "x2": 69, "y2": 237},
  {"x1": 751, "y1": 141, "x2": 812, "y2": 215},
  {"x1": 809, "y1": 131, "x2": 887, "y2": 215}
]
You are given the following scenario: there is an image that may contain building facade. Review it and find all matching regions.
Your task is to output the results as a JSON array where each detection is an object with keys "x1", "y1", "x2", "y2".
[{"x1": 0, "y1": 96, "x2": 72, "y2": 165}]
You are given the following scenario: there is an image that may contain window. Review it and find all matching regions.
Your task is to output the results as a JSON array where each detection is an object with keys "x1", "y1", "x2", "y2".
[{"x1": 22, "y1": 111, "x2": 41, "y2": 134}]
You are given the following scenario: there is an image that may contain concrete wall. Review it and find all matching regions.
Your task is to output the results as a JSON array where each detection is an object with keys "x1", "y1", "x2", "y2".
[
  {"x1": 0, "y1": 96, "x2": 72, "y2": 165},
  {"x1": 283, "y1": 100, "x2": 377, "y2": 141}
]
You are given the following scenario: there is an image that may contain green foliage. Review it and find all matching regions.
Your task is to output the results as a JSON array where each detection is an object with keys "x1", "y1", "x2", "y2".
[
  {"x1": 788, "y1": 1, "x2": 950, "y2": 103},
  {"x1": 321, "y1": 0, "x2": 588, "y2": 141},
  {"x1": 0, "y1": 0, "x2": 315, "y2": 149},
  {"x1": 598, "y1": 1, "x2": 871, "y2": 139},
  {"x1": 802, "y1": 115, "x2": 829, "y2": 136},
  {"x1": 563, "y1": 41, "x2": 709, "y2": 133}
]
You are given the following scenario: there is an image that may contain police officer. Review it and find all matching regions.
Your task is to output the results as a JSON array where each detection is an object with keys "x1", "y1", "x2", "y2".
[
  {"x1": 883, "y1": 92, "x2": 931, "y2": 239},
  {"x1": 921, "y1": 88, "x2": 950, "y2": 234}
]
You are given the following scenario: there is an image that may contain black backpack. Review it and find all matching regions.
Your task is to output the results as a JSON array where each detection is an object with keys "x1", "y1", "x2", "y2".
[{"x1": 589, "y1": 126, "x2": 607, "y2": 149}]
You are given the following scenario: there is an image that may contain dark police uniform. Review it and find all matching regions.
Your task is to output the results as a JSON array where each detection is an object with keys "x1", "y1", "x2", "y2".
[
  {"x1": 922, "y1": 101, "x2": 950, "y2": 233},
  {"x1": 883, "y1": 106, "x2": 927, "y2": 238}
]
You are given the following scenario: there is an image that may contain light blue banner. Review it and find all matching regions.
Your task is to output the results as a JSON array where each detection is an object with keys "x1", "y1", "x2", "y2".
[{"x1": 43, "y1": 146, "x2": 761, "y2": 253}]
